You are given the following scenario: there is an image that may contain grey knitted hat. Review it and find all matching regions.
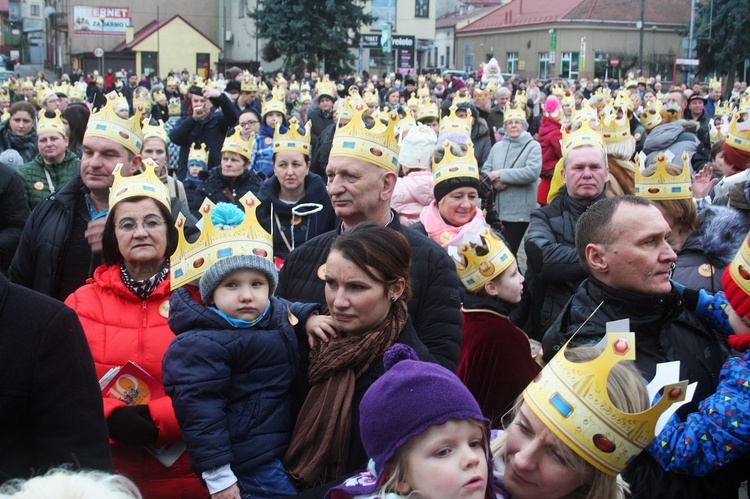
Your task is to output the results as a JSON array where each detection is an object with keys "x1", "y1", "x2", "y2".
[{"x1": 199, "y1": 254, "x2": 278, "y2": 304}]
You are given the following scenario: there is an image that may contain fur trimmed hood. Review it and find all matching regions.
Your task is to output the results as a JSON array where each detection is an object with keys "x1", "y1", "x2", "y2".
[{"x1": 696, "y1": 204, "x2": 750, "y2": 267}]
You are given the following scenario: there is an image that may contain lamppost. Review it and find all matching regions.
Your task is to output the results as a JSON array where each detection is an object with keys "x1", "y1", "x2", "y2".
[{"x1": 100, "y1": 13, "x2": 106, "y2": 75}]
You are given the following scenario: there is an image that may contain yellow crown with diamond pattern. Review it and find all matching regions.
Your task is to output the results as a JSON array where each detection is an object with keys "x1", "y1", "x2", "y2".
[
  {"x1": 524, "y1": 332, "x2": 689, "y2": 476},
  {"x1": 85, "y1": 91, "x2": 144, "y2": 154},
  {"x1": 438, "y1": 105, "x2": 472, "y2": 137},
  {"x1": 274, "y1": 116, "x2": 311, "y2": 157},
  {"x1": 109, "y1": 158, "x2": 171, "y2": 211},
  {"x1": 635, "y1": 152, "x2": 692, "y2": 200},
  {"x1": 639, "y1": 100, "x2": 663, "y2": 130},
  {"x1": 142, "y1": 119, "x2": 168, "y2": 144},
  {"x1": 417, "y1": 98, "x2": 439, "y2": 122},
  {"x1": 331, "y1": 102, "x2": 400, "y2": 173},
  {"x1": 188, "y1": 142, "x2": 208, "y2": 165},
  {"x1": 433, "y1": 139, "x2": 479, "y2": 186},
  {"x1": 37, "y1": 110, "x2": 67, "y2": 137},
  {"x1": 727, "y1": 231, "x2": 750, "y2": 299},
  {"x1": 222, "y1": 125, "x2": 253, "y2": 160},
  {"x1": 562, "y1": 120, "x2": 605, "y2": 157},
  {"x1": 709, "y1": 77, "x2": 722, "y2": 91},
  {"x1": 504, "y1": 102, "x2": 526, "y2": 123},
  {"x1": 453, "y1": 225, "x2": 514, "y2": 291},
  {"x1": 261, "y1": 88, "x2": 287, "y2": 117},
  {"x1": 726, "y1": 107, "x2": 750, "y2": 153},
  {"x1": 170, "y1": 192, "x2": 273, "y2": 290},
  {"x1": 598, "y1": 105, "x2": 630, "y2": 144}
]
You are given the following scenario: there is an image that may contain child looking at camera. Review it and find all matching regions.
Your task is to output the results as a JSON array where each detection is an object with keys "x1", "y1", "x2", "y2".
[{"x1": 326, "y1": 344, "x2": 494, "y2": 499}]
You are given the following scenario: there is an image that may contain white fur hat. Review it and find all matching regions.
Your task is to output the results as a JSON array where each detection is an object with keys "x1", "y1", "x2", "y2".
[{"x1": 397, "y1": 124, "x2": 437, "y2": 169}]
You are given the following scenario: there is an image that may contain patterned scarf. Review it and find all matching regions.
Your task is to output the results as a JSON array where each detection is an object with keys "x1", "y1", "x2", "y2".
[
  {"x1": 120, "y1": 261, "x2": 169, "y2": 300},
  {"x1": 2, "y1": 126, "x2": 38, "y2": 162}
]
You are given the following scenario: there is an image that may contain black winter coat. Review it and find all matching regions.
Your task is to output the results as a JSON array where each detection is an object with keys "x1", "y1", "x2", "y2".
[
  {"x1": 0, "y1": 162, "x2": 29, "y2": 274},
  {"x1": 197, "y1": 167, "x2": 262, "y2": 208},
  {"x1": 277, "y1": 213, "x2": 462, "y2": 371}
]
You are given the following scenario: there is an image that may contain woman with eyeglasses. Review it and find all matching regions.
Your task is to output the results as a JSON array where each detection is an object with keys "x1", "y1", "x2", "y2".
[
  {"x1": 238, "y1": 108, "x2": 261, "y2": 140},
  {"x1": 64, "y1": 159, "x2": 207, "y2": 498}
]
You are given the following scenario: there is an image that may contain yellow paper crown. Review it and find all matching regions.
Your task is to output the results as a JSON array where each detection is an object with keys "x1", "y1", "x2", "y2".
[
  {"x1": 85, "y1": 91, "x2": 144, "y2": 155},
  {"x1": 289, "y1": 81, "x2": 300, "y2": 93},
  {"x1": 417, "y1": 85, "x2": 431, "y2": 99},
  {"x1": 299, "y1": 91, "x2": 312, "y2": 103},
  {"x1": 406, "y1": 93, "x2": 420, "y2": 110},
  {"x1": 726, "y1": 107, "x2": 750, "y2": 153},
  {"x1": 316, "y1": 76, "x2": 337, "y2": 100},
  {"x1": 109, "y1": 158, "x2": 171, "y2": 211},
  {"x1": 598, "y1": 105, "x2": 630, "y2": 144},
  {"x1": 639, "y1": 100, "x2": 663, "y2": 131},
  {"x1": 417, "y1": 98, "x2": 439, "y2": 122},
  {"x1": 452, "y1": 89, "x2": 470, "y2": 105},
  {"x1": 714, "y1": 101, "x2": 734, "y2": 118},
  {"x1": 20, "y1": 78, "x2": 34, "y2": 90},
  {"x1": 438, "y1": 105, "x2": 472, "y2": 137},
  {"x1": 170, "y1": 192, "x2": 273, "y2": 289},
  {"x1": 52, "y1": 82, "x2": 69, "y2": 96},
  {"x1": 485, "y1": 80, "x2": 499, "y2": 94},
  {"x1": 572, "y1": 101, "x2": 598, "y2": 127},
  {"x1": 241, "y1": 76, "x2": 258, "y2": 93},
  {"x1": 727, "y1": 232, "x2": 750, "y2": 300},
  {"x1": 331, "y1": 102, "x2": 400, "y2": 173},
  {"x1": 142, "y1": 119, "x2": 168, "y2": 144},
  {"x1": 152, "y1": 90, "x2": 166, "y2": 102},
  {"x1": 134, "y1": 92, "x2": 151, "y2": 111},
  {"x1": 635, "y1": 152, "x2": 693, "y2": 200},
  {"x1": 36, "y1": 85, "x2": 55, "y2": 105},
  {"x1": 274, "y1": 116, "x2": 312, "y2": 157},
  {"x1": 168, "y1": 98, "x2": 182, "y2": 116},
  {"x1": 614, "y1": 92, "x2": 633, "y2": 112},
  {"x1": 524, "y1": 332, "x2": 688, "y2": 476},
  {"x1": 262, "y1": 88, "x2": 287, "y2": 117},
  {"x1": 179, "y1": 82, "x2": 190, "y2": 95},
  {"x1": 624, "y1": 77, "x2": 638, "y2": 89},
  {"x1": 37, "y1": 110, "x2": 67, "y2": 136},
  {"x1": 166, "y1": 77, "x2": 179, "y2": 87},
  {"x1": 514, "y1": 89, "x2": 527, "y2": 105},
  {"x1": 363, "y1": 87, "x2": 380, "y2": 106},
  {"x1": 504, "y1": 102, "x2": 526, "y2": 123},
  {"x1": 433, "y1": 139, "x2": 479, "y2": 186},
  {"x1": 594, "y1": 86, "x2": 612, "y2": 103},
  {"x1": 550, "y1": 83, "x2": 566, "y2": 97},
  {"x1": 301, "y1": 82, "x2": 311, "y2": 93},
  {"x1": 395, "y1": 113, "x2": 417, "y2": 142},
  {"x1": 453, "y1": 226, "x2": 515, "y2": 291},
  {"x1": 0, "y1": 87, "x2": 8, "y2": 103},
  {"x1": 188, "y1": 142, "x2": 209, "y2": 165},
  {"x1": 0, "y1": 109, "x2": 9, "y2": 122},
  {"x1": 69, "y1": 84, "x2": 86, "y2": 101},
  {"x1": 709, "y1": 77, "x2": 722, "y2": 91},
  {"x1": 561, "y1": 91, "x2": 575, "y2": 107},
  {"x1": 221, "y1": 126, "x2": 253, "y2": 160},
  {"x1": 561, "y1": 120, "x2": 605, "y2": 157}
]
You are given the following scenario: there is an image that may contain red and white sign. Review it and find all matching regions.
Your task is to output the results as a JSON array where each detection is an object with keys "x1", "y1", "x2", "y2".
[
  {"x1": 73, "y1": 6, "x2": 130, "y2": 35},
  {"x1": 610, "y1": 57, "x2": 620, "y2": 67},
  {"x1": 93, "y1": 47, "x2": 104, "y2": 58}
]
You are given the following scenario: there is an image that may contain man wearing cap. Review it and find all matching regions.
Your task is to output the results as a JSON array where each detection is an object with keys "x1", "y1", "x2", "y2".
[
  {"x1": 487, "y1": 86, "x2": 511, "y2": 135},
  {"x1": 307, "y1": 91, "x2": 334, "y2": 146},
  {"x1": 685, "y1": 93, "x2": 711, "y2": 148},
  {"x1": 17, "y1": 111, "x2": 79, "y2": 210},
  {"x1": 278, "y1": 105, "x2": 462, "y2": 372}
]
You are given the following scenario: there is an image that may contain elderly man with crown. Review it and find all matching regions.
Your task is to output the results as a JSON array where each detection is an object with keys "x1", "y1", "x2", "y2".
[
  {"x1": 542, "y1": 194, "x2": 739, "y2": 497},
  {"x1": 277, "y1": 100, "x2": 462, "y2": 372}
]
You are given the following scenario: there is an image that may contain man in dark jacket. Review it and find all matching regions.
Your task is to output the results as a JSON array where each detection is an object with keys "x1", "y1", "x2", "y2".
[
  {"x1": 169, "y1": 85, "x2": 239, "y2": 179},
  {"x1": 0, "y1": 272, "x2": 112, "y2": 479},
  {"x1": 543, "y1": 195, "x2": 741, "y2": 498},
  {"x1": 306, "y1": 93, "x2": 334, "y2": 149},
  {"x1": 523, "y1": 143, "x2": 607, "y2": 339},
  {"x1": 278, "y1": 109, "x2": 462, "y2": 372}
]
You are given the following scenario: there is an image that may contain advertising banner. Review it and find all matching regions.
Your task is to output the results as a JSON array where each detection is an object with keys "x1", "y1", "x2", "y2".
[{"x1": 73, "y1": 6, "x2": 130, "y2": 35}]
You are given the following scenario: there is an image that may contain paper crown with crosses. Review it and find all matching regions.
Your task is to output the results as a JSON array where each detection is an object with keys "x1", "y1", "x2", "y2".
[
  {"x1": 274, "y1": 116, "x2": 311, "y2": 157},
  {"x1": 432, "y1": 139, "x2": 479, "y2": 186},
  {"x1": 598, "y1": 105, "x2": 630, "y2": 144},
  {"x1": 37, "y1": 110, "x2": 67, "y2": 137},
  {"x1": 142, "y1": 119, "x2": 168, "y2": 144},
  {"x1": 639, "y1": 100, "x2": 663, "y2": 131},
  {"x1": 85, "y1": 91, "x2": 144, "y2": 155},
  {"x1": 170, "y1": 192, "x2": 273, "y2": 290},
  {"x1": 524, "y1": 332, "x2": 689, "y2": 476},
  {"x1": 222, "y1": 125, "x2": 254, "y2": 160},
  {"x1": 188, "y1": 142, "x2": 209, "y2": 166},
  {"x1": 109, "y1": 158, "x2": 171, "y2": 211},
  {"x1": 52, "y1": 81, "x2": 69, "y2": 96},
  {"x1": 504, "y1": 102, "x2": 527, "y2": 123},
  {"x1": 452, "y1": 225, "x2": 515, "y2": 291},
  {"x1": 262, "y1": 88, "x2": 287, "y2": 117},
  {"x1": 68, "y1": 84, "x2": 86, "y2": 101},
  {"x1": 635, "y1": 151, "x2": 692, "y2": 200},
  {"x1": 417, "y1": 98, "x2": 439, "y2": 122},
  {"x1": 331, "y1": 101, "x2": 400, "y2": 173},
  {"x1": 726, "y1": 105, "x2": 750, "y2": 153},
  {"x1": 709, "y1": 77, "x2": 722, "y2": 91},
  {"x1": 561, "y1": 120, "x2": 606, "y2": 158},
  {"x1": 438, "y1": 105, "x2": 472, "y2": 137},
  {"x1": 726, "y1": 231, "x2": 750, "y2": 300}
]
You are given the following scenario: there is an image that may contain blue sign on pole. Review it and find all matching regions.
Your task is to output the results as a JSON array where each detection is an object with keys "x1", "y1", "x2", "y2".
[{"x1": 381, "y1": 22, "x2": 391, "y2": 53}]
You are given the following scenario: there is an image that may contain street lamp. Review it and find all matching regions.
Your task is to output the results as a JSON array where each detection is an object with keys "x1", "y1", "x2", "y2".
[{"x1": 100, "y1": 14, "x2": 106, "y2": 76}]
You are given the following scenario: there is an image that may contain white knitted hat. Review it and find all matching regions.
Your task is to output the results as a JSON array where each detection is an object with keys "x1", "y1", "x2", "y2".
[{"x1": 397, "y1": 124, "x2": 437, "y2": 169}]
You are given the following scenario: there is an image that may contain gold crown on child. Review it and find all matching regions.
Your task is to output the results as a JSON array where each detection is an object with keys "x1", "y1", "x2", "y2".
[
  {"x1": 635, "y1": 152, "x2": 692, "y2": 201},
  {"x1": 170, "y1": 192, "x2": 273, "y2": 290},
  {"x1": 188, "y1": 142, "x2": 209, "y2": 164},
  {"x1": 727, "y1": 232, "x2": 750, "y2": 297},
  {"x1": 524, "y1": 332, "x2": 689, "y2": 476},
  {"x1": 454, "y1": 226, "x2": 515, "y2": 291}
]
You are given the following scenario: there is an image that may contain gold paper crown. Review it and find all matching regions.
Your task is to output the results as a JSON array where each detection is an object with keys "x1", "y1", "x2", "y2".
[
  {"x1": 262, "y1": 88, "x2": 287, "y2": 117},
  {"x1": 222, "y1": 125, "x2": 253, "y2": 160},
  {"x1": 726, "y1": 108, "x2": 750, "y2": 153},
  {"x1": 417, "y1": 85, "x2": 430, "y2": 99},
  {"x1": 485, "y1": 80, "x2": 499, "y2": 94},
  {"x1": 514, "y1": 89, "x2": 527, "y2": 105},
  {"x1": 0, "y1": 88, "x2": 9, "y2": 103},
  {"x1": 624, "y1": 77, "x2": 638, "y2": 89},
  {"x1": 134, "y1": 92, "x2": 151, "y2": 111},
  {"x1": 289, "y1": 81, "x2": 300, "y2": 93},
  {"x1": 85, "y1": 91, "x2": 144, "y2": 154},
  {"x1": 301, "y1": 82, "x2": 311, "y2": 93},
  {"x1": 714, "y1": 101, "x2": 734, "y2": 118},
  {"x1": 168, "y1": 98, "x2": 182, "y2": 116},
  {"x1": 69, "y1": 84, "x2": 86, "y2": 101},
  {"x1": 639, "y1": 100, "x2": 663, "y2": 130},
  {"x1": 363, "y1": 87, "x2": 380, "y2": 106},
  {"x1": 188, "y1": 142, "x2": 209, "y2": 165},
  {"x1": 635, "y1": 152, "x2": 692, "y2": 200},
  {"x1": 524, "y1": 332, "x2": 688, "y2": 476},
  {"x1": 36, "y1": 85, "x2": 55, "y2": 105},
  {"x1": 0, "y1": 109, "x2": 9, "y2": 122},
  {"x1": 504, "y1": 102, "x2": 526, "y2": 123},
  {"x1": 152, "y1": 90, "x2": 166, "y2": 102},
  {"x1": 709, "y1": 77, "x2": 722, "y2": 91},
  {"x1": 416, "y1": 98, "x2": 439, "y2": 122},
  {"x1": 598, "y1": 105, "x2": 630, "y2": 144},
  {"x1": 331, "y1": 102, "x2": 400, "y2": 173},
  {"x1": 299, "y1": 91, "x2": 312, "y2": 103},
  {"x1": 316, "y1": 76, "x2": 337, "y2": 99},
  {"x1": 166, "y1": 77, "x2": 179, "y2": 87},
  {"x1": 406, "y1": 93, "x2": 420, "y2": 110},
  {"x1": 453, "y1": 226, "x2": 515, "y2": 291},
  {"x1": 37, "y1": 110, "x2": 67, "y2": 136},
  {"x1": 561, "y1": 91, "x2": 575, "y2": 107},
  {"x1": 179, "y1": 82, "x2": 190, "y2": 95},
  {"x1": 52, "y1": 82, "x2": 69, "y2": 96},
  {"x1": 109, "y1": 158, "x2": 171, "y2": 211},
  {"x1": 572, "y1": 102, "x2": 598, "y2": 127},
  {"x1": 274, "y1": 116, "x2": 311, "y2": 157},
  {"x1": 594, "y1": 86, "x2": 612, "y2": 103},
  {"x1": 170, "y1": 192, "x2": 273, "y2": 289},
  {"x1": 614, "y1": 92, "x2": 633, "y2": 112},
  {"x1": 21, "y1": 78, "x2": 34, "y2": 90},
  {"x1": 438, "y1": 105, "x2": 472, "y2": 137},
  {"x1": 395, "y1": 113, "x2": 417, "y2": 142},
  {"x1": 142, "y1": 119, "x2": 168, "y2": 144},
  {"x1": 561, "y1": 120, "x2": 606, "y2": 157},
  {"x1": 241, "y1": 76, "x2": 258, "y2": 93},
  {"x1": 727, "y1": 232, "x2": 750, "y2": 299},
  {"x1": 452, "y1": 90, "x2": 470, "y2": 105},
  {"x1": 433, "y1": 139, "x2": 479, "y2": 186},
  {"x1": 550, "y1": 83, "x2": 566, "y2": 97}
]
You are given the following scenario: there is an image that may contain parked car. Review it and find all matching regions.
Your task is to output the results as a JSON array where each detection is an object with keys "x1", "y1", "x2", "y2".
[{"x1": 442, "y1": 69, "x2": 469, "y2": 81}]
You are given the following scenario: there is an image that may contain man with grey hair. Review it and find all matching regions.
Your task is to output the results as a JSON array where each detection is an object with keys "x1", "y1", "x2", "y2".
[{"x1": 487, "y1": 86, "x2": 511, "y2": 134}]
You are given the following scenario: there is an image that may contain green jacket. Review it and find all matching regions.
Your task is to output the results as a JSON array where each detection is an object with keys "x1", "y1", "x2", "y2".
[{"x1": 18, "y1": 150, "x2": 80, "y2": 209}]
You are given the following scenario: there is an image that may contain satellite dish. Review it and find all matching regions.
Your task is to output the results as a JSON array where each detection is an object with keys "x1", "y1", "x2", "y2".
[{"x1": 44, "y1": 6, "x2": 56, "y2": 19}]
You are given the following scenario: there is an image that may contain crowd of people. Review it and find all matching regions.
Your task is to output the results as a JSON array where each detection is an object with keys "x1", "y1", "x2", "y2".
[{"x1": 1, "y1": 56, "x2": 750, "y2": 499}]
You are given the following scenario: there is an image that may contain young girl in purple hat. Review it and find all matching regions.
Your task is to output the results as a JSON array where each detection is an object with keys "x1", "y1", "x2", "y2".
[{"x1": 326, "y1": 344, "x2": 495, "y2": 499}]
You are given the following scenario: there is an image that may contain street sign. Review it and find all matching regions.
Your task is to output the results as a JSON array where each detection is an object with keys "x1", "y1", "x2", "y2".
[
  {"x1": 675, "y1": 58, "x2": 699, "y2": 66},
  {"x1": 611, "y1": 56, "x2": 619, "y2": 67},
  {"x1": 93, "y1": 47, "x2": 104, "y2": 58}
]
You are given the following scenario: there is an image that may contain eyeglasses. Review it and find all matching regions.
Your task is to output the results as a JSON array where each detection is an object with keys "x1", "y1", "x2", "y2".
[
  {"x1": 116, "y1": 218, "x2": 164, "y2": 232},
  {"x1": 240, "y1": 120, "x2": 259, "y2": 127}
]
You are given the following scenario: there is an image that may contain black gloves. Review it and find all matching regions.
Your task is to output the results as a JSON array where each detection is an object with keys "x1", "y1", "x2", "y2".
[{"x1": 107, "y1": 405, "x2": 159, "y2": 447}]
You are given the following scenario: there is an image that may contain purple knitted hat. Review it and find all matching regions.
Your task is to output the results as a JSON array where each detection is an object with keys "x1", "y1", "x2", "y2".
[{"x1": 326, "y1": 344, "x2": 490, "y2": 498}]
